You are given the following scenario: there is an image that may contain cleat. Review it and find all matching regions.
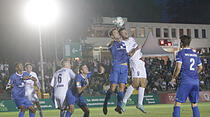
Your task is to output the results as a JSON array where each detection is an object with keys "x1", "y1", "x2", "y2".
[
  {"x1": 121, "y1": 102, "x2": 126, "y2": 112},
  {"x1": 114, "y1": 106, "x2": 122, "y2": 114},
  {"x1": 103, "y1": 104, "x2": 108, "y2": 115},
  {"x1": 136, "y1": 104, "x2": 147, "y2": 113}
]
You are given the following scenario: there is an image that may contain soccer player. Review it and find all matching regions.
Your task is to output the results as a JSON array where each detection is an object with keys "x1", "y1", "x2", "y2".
[
  {"x1": 70, "y1": 64, "x2": 92, "y2": 117},
  {"x1": 103, "y1": 28, "x2": 136, "y2": 115},
  {"x1": 171, "y1": 35, "x2": 203, "y2": 117},
  {"x1": 50, "y1": 59, "x2": 76, "y2": 117},
  {"x1": 119, "y1": 28, "x2": 147, "y2": 113},
  {"x1": 6, "y1": 62, "x2": 36, "y2": 117},
  {"x1": 25, "y1": 63, "x2": 43, "y2": 117}
]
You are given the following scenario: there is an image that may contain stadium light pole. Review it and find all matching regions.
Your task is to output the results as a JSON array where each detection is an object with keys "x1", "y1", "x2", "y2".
[{"x1": 25, "y1": 0, "x2": 59, "y2": 93}]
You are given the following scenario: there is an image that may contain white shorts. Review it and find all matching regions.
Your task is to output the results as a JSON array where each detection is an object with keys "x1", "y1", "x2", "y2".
[
  {"x1": 130, "y1": 59, "x2": 147, "y2": 78},
  {"x1": 25, "y1": 90, "x2": 39, "y2": 103},
  {"x1": 53, "y1": 96, "x2": 67, "y2": 109}
]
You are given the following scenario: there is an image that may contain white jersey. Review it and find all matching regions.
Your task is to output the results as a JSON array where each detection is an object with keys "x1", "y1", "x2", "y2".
[
  {"x1": 123, "y1": 37, "x2": 142, "y2": 61},
  {"x1": 123, "y1": 37, "x2": 147, "y2": 78},
  {"x1": 50, "y1": 68, "x2": 75, "y2": 108},
  {"x1": 25, "y1": 71, "x2": 40, "y2": 103}
]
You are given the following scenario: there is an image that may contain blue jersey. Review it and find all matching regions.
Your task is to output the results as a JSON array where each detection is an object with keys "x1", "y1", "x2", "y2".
[
  {"x1": 71, "y1": 73, "x2": 92, "y2": 96},
  {"x1": 176, "y1": 48, "x2": 202, "y2": 82},
  {"x1": 8, "y1": 72, "x2": 30, "y2": 99},
  {"x1": 110, "y1": 41, "x2": 129, "y2": 65}
]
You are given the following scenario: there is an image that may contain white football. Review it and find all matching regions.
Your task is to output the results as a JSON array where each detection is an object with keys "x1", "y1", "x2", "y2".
[{"x1": 113, "y1": 17, "x2": 124, "y2": 27}]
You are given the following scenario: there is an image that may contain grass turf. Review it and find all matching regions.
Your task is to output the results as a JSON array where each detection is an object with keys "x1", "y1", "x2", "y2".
[{"x1": 0, "y1": 102, "x2": 210, "y2": 117}]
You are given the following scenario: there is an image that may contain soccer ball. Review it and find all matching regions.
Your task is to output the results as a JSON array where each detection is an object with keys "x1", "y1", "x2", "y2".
[{"x1": 113, "y1": 17, "x2": 124, "y2": 27}]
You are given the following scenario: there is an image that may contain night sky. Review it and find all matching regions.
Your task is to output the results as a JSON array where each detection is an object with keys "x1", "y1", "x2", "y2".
[{"x1": 0, "y1": 0, "x2": 210, "y2": 63}]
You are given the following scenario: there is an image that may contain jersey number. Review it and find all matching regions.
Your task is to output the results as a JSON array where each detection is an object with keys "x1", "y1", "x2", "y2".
[
  {"x1": 58, "y1": 74, "x2": 62, "y2": 83},
  {"x1": 190, "y1": 58, "x2": 195, "y2": 71}
]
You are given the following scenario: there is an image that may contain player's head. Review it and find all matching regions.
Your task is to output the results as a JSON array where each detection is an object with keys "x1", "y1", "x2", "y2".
[
  {"x1": 15, "y1": 62, "x2": 23, "y2": 72},
  {"x1": 179, "y1": 35, "x2": 191, "y2": 48},
  {"x1": 118, "y1": 27, "x2": 129, "y2": 40},
  {"x1": 61, "y1": 58, "x2": 71, "y2": 69},
  {"x1": 79, "y1": 64, "x2": 89, "y2": 74},
  {"x1": 109, "y1": 28, "x2": 121, "y2": 40},
  {"x1": 25, "y1": 63, "x2": 33, "y2": 72}
]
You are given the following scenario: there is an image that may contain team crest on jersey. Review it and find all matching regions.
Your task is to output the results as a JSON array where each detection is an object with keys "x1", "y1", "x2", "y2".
[{"x1": 76, "y1": 82, "x2": 80, "y2": 86}]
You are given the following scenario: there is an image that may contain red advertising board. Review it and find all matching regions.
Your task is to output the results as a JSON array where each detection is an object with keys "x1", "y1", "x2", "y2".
[{"x1": 158, "y1": 91, "x2": 210, "y2": 104}]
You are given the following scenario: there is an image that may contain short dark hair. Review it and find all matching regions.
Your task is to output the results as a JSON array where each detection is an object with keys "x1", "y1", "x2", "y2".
[
  {"x1": 108, "y1": 28, "x2": 118, "y2": 37},
  {"x1": 79, "y1": 64, "x2": 86, "y2": 74},
  {"x1": 180, "y1": 35, "x2": 191, "y2": 47},
  {"x1": 25, "y1": 62, "x2": 32, "y2": 67},
  {"x1": 118, "y1": 27, "x2": 126, "y2": 34}
]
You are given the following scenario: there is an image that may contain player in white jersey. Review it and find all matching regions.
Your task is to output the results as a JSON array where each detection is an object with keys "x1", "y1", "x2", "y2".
[
  {"x1": 119, "y1": 28, "x2": 147, "y2": 113},
  {"x1": 50, "y1": 58, "x2": 76, "y2": 117},
  {"x1": 25, "y1": 63, "x2": 43, "y2": 117}
]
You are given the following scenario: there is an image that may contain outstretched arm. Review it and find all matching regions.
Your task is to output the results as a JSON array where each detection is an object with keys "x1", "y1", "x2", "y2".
[{"x1": 128, "y1": 45, "x2": 141, "y2": 57}]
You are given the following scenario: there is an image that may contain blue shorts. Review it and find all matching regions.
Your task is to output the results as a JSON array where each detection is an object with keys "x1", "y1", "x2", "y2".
[
  {"x1": 175, "y1": 80, "x2": 199, "y2": 103},
  {"x1": 13, "y1": 96, "x2": 33, "y2": 108},
  {"x1": 74, "y1": 95, "x2": 87, "y2": 107},
  {"x1": 66, "y1": 89, "x2": 75, "y2": 106},
  {"x1": 109, "y1": 64, "x2": 128, "y2": 84}
]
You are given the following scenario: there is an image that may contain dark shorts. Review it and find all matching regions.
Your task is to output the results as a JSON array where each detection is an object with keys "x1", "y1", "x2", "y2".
[
  {"x1": 13, "y1": 96, "x2": 33, "y2": 108},
  {"x1": 175, "y1": 80, "x2": 199, "y2": 103}
]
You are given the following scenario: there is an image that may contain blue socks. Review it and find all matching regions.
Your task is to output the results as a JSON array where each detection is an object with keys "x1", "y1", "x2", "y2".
[
  {"x1": 192, "y1": 106, "x2": 200, "y2": 117},
  {"x1": 104, "y1": 89, "x2": 112, "y2": 105},
  {"x1": 173, "y1": 106, "x2": 180, "y2": 117},
  {"x1": 65, "y1": 111, "x2": 72, "y2": 117},
  {"x1": 117, "y1": 91, "x2": 124, "y2": 106},
  {"x1": 29, "y1": 111, "x2": 35, "y2": 117},
  {"x1": 18, "y1": 112, "x2": 24, "y2": 117}
]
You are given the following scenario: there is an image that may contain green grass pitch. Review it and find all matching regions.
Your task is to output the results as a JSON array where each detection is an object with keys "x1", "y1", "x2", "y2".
[{"x1": 0, "y1": 102, "x2": 210, "y2": 117}]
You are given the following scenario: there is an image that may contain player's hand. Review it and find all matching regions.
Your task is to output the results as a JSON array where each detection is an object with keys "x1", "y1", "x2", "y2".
[
  {"x1": 107, "y1": 41, "x2": 115, "y2": 47},
  {"x1": 6, "y1": 85, "x2": 11, "y2": 90},
  {"x1": 171, "y1": 78, "x2": 176, "y2": 87},
  {"x1": 98, "y1": 66, "x2": 105, "y2": 74}
]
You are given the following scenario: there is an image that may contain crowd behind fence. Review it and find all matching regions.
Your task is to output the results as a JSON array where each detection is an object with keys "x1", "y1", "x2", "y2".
[{"x1": 0, "y1": 54, "x2": 210, "y2": 100}]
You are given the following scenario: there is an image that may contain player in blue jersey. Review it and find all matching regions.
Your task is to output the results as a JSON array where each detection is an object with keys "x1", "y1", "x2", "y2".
[
  {"x1": 103, "y1": 28, "x2": 140, "y2": 115},
  {"x1": 6, "y1": 62, "x2": 36, "y2": 117},
  {"x1": 70, "y1": 64, "x2": 104, "y2": 117},
  {"x1": 171, "y1": 35, "x2": 203, "y2": 117}
]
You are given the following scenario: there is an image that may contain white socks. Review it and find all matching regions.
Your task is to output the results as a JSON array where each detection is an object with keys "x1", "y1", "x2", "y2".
[
  {"x1": 123, "y1": 85, "x2": 134, "y2": 104},
  {"x1": 138, "y1": 87, "x2": 145, "y2": 105}
]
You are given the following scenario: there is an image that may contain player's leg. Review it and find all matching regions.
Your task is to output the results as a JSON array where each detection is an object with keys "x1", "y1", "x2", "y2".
[
  {"x1": 172, "y1": 83, "x2": 191, "y2": 117},
  {"x1": 116, "y1": 65, "x2": 128, "y2": 113},
  {"x1": 19, "y1": 105, "x2": 26, "y2": 117},
  {"x1": 35, "y1": 101, "x2": 43, "y2": 117},
  {"x1": 191, "y1": 103, "x2": 200, "y2": 117},
  {"x1": 60, "y1": 109, "x2": 67, "y2": 117},
  {"x1": 121, "y1": 78, "x2": 139, "y2": 112},
  {"x1": 103, "y1": 83, "x2": 117, "y2": 115},
  {"x1": 136, "y1": 78, "x2": 147, "y2": 113},
  {"x1": 32, "y1": 93, "x2": 43, "y2": 117},
  {"x1": 28, "y1": 105, "x2": 36, "y2": 117},
  {"x1": 103, "y1": 70, "x2": 118, "y2": 115},
  {"x1": 123, "y1": 78, "x2": 139, "y2": 104},
  {"x1": 189, "y1": 82, "x2": 200, "y2": 117},
  {"x1": 115, "y1": 83, "x2": 126, "y2": 114},
  {"x1": 78, "y1": 96, "x2": 90, "y2": 117},
  {"x1": 65, "y1": 89, "x2": 75, "y2": 117},
  {"x1": 173, "y1": 102, "x2": 182, "y2": 117}
]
